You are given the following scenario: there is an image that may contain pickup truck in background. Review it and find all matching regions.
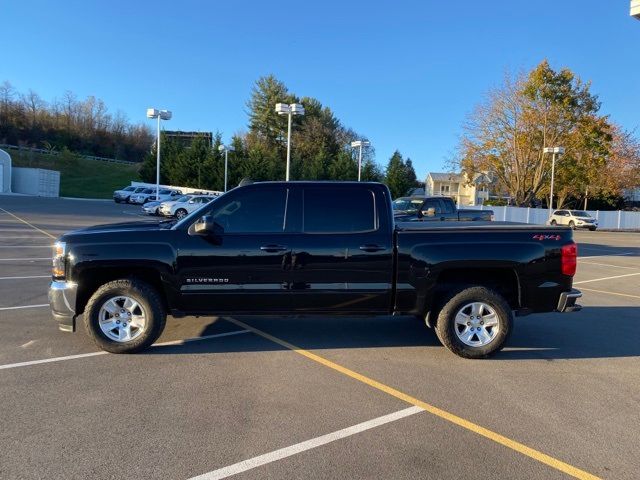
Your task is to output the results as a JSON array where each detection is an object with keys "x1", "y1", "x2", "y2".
[
  {"x1": 393, "y1": 196, "x2": 494, "y2": 222},
  {"x1": 49, "y1": 182, "x2": 580, "y2": 359}
]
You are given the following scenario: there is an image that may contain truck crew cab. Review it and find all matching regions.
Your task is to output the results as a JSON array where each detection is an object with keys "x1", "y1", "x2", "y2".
[{"x1": 49, "y1": 181, "x2": 581, "y2": 359}]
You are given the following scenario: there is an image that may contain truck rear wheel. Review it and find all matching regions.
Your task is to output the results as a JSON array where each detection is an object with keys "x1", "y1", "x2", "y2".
[
  {"x1": 83, "y1": 278, "x2": 166, "y2": 354},
  {"x1": 435, "y1": 286, "x2": 513, "y2": 359}
]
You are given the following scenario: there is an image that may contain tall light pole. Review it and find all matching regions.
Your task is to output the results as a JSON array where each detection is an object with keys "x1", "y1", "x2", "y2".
[
  {"x1": 218, "y1": 144, "x2": 235, "y2": 192},
  {"x1": 350, "y1": 140, "x2": 371, "y2": 181},
  {"x1": 275, "y1": 103, "x2": 305, "y2": 181},
  {"x1": 543, "y1": 146, "x2": 565, "y2": 211},
  {"x1": 146, "y1": 108, "x2": 172, "y2": 199}
]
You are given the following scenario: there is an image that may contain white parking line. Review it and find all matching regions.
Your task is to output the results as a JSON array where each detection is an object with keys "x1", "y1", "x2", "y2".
[
  {"x1": 0, "y1": 258, "x2": 50, "y2": 261},
  {"x1": 0, "y1": 329, "x2": 250, "y2": 371},
  {"x1": 580, "y1": 287, "x2": 640, "y2": 300},
  {"x1": 0, "y1": 207, "x2": 56, "y2": 239},
  {"x1": 0, "y1": 304, "x2": 49, "y2": 311},
  {"x1": 0, "y1": 275, "x2": 50, "y2": 280},
  {"x1": 580, "y1": 261, "x2": 640, "y2": 270},
  {"x1": 0, "y1": 245, "x2": 51, "y2": 248},
  {"x1": 574, "y1": 272, "x2": 640, "y2": 285},
  {"x1": 188, "y1": 406, "x2": 424, "y2": 480}
]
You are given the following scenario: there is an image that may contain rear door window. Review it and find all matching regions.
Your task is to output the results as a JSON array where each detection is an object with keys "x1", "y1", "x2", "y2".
[
  {"x1": 303, "y1": 188, "x2": 376, "y2": 233},
  {"x1": 439, "y1": 199, "x2": 455, "y2": 214}
]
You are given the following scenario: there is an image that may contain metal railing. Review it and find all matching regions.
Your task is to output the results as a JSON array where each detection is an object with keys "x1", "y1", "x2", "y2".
[{"x1": 0, "y1": 144, "x2": 137, "y2": 165}]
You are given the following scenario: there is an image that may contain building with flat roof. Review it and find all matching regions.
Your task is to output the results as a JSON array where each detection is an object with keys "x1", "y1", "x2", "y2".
[{"x1": 632, "y1": 0, "x2": 640, "y2": 19}]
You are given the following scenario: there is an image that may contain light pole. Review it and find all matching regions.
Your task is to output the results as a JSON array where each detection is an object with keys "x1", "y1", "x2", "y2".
[
  {"x1": 146, "y1": 108, "x2": 172, "y2": 199},
  {"x1": 350, "y1": 140, "x2": 371, "y2": 181},
  {"x1": 218, "y1": 144, "x2": 235, "y2": 192},
  {"x1": 275, "y1": 103, "x2": 305, "y2": 181},
  {"x1": 543, "y1": 146, "x2": 565, "y2": 211}
]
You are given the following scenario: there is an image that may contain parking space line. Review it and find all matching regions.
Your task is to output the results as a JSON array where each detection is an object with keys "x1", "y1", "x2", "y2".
[
  {"x1": 225, "y1": 318, "x2": 600, "y2": 480},
  {"x1": 0, "y1": 304, "x2": 49, "y2": 311},
  {"x1": 579, "y1": 261, "x2": 640, "y2": 270},
  {"x1": 580, "y1": 287, "x2": 640, "y2": 300},
  {"x1": 0, "y1": 258, "x2": 50, "y2": 261},
  {"x1": 0, "y1": 329, "x2": 250, "y2": 371},
  {"x1": 574, "y1": 272, "x2": 640, "y2": 285},
  {"x1": 189, "y1": 406, "x2": 424, "y2": 480},
  {"x1": 0, "y1": 275, "x2": 50, "y2": 280},
  {"x1": 0, "y1": 207, "x2": 56, "y2": 239}
]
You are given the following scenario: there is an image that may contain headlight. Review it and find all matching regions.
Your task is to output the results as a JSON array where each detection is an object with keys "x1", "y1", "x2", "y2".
[{"x1": 52, "y1": 242, "x2": 67, "y2": 278}]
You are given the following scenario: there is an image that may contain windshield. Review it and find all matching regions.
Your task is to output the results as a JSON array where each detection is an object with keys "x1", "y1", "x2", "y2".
[
  {"x1": 134, "y1": 187, "x2": 146, "y2": 193},
  {"x1": 392, "y1": 198, "x2": 423, "y2": 213},
  {"x1": 176, "y1": 195, "x2": 191, "y2": 202},
  {"x1": 123, "y1": 186, "x2": 135, "y2": 191},
  {"x1": 571, "y1": 210, "x2": 591, "y2": 217}
]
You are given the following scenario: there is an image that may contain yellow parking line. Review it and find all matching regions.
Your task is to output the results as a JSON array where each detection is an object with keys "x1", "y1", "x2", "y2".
[
  {"x1": 580, "y1": 287, "x2": 640, "y2": 300},
  {"x1": 0, "y1": 207, "x2": 56, "y2": 239},
  {"x1": 226, "y1": 317, "x2": 600, "y2": 480}
]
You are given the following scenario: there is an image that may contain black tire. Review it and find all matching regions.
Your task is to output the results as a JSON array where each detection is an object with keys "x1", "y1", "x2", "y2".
[
  {"x1": 569, "y1": 220, "x2": 576, "y2": 230},
  {"x1": 83, "y1": 278, "x2": 166, "y2": 354},
  {"x1": 589, "y1": 227, "x2": 596, "y2": 231},
  {"x1": 550, "y1": 219, "x2": 557, "y2": 225},
  {"x1": 114, "y1": 198, "x2": 121, "y2": 204},
  {"x1": 175, "y1": 208, "x2": 187, "y2": 219},
  {"x1": 434, "y1": 286, "x2": 513, "y2": 359},
  {"x1": 155, "y1": 207, "x2": 161, "y2": 216}
]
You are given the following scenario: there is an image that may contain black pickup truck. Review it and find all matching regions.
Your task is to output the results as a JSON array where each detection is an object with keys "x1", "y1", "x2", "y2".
[
  {"x1": 49, "y1": 181, "x2": 581, "y2": 359},
  {"x1": 393, "y1": 195, "x2": 494, "y2": 222}
]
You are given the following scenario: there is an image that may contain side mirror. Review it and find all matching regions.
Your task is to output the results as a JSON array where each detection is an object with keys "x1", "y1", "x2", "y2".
[
  {"x1": 188, "y1": 199, "x2": 195, "y2": 204},
  {"x1": 194, "y1": 215, "x2": 223, "y2": 236}
]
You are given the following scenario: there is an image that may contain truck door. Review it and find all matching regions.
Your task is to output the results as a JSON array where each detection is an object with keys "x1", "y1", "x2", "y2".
[
  {"x1": 289, "y1": 185, "x2": 394, "y2": 313},
  {"x1": 176, "y1": 185, "x2": 294, "y2": 312}
]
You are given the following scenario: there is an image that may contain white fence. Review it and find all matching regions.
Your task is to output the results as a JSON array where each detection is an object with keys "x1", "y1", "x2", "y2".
[{"x1": 479, "y1": 205, "x2": 640, "y2": 230}]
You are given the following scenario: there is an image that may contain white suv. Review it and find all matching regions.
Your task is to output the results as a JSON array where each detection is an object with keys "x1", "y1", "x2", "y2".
[
  {"x1": 548, "y1": 210, "x2": 598, "y2": 231},
  {"x1": 164, "y1": 195, "x2": 215, "y2": 219}
]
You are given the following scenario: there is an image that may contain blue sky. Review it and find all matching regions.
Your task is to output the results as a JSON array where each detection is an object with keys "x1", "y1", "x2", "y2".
[{"x1": 2, "y1": 0, "x2": 638, "y2": 179}]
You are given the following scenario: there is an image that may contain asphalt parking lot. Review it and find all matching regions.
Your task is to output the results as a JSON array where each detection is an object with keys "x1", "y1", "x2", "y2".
[{"x1": 0, "y1": 195, "x2": 639, "y2": 480}]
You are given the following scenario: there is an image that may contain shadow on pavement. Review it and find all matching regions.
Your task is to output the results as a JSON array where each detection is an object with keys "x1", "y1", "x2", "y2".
[
  {"x1": 145, "y1": 306, "x2": 640, "y2": 361},
  {"x1": 577, "y1": 242, "x2": 640, "y2": 257}
]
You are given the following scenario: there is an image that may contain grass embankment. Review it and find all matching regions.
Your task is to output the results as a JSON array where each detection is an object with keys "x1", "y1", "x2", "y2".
[{"x1": 9, "y1": 150, "x2": 141, "y2": 199}]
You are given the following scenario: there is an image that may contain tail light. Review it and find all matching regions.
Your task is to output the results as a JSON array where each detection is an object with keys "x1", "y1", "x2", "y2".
[{"x1": 561, "y1": 242, "x2": 577, "y2": 276}]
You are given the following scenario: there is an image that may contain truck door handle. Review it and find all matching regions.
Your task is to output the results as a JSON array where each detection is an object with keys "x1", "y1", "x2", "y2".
[
  {"x1": 359, "y1": 244, "x2": 385, "y2": 252},
  {"x1": 260, "y1": 244, "x2": 288, "y2": 252}
]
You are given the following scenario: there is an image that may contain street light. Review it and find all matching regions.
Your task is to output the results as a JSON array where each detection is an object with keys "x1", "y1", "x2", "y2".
[
  {"x1": 146, "y1": 108, "x2": 172, "y2": 200},
  {"x1": 218, "y1": 144, "x2": 235, "y2": 192},
  {"x1": 275, "y1": 102, "x2": 305, "y2": 181},
  {"x1": 543, "y1": 146, "x2": 565, "y2": 211},
  {"x1": 350, "y1": 140, "x2": 371, "y2": 181}
]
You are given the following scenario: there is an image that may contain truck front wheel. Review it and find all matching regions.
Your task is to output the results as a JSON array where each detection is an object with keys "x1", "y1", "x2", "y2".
[
  {"x1": 435, "y1": 286, "x2": 513, "y2": 359},
  {"x1": 83, "y1": 278, "x2": 166, "y2": 354}
]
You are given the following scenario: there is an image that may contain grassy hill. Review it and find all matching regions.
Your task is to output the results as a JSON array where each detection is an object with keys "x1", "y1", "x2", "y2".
[{"x1": 8, "y1": 149, "x2": 141, "y2": 199}]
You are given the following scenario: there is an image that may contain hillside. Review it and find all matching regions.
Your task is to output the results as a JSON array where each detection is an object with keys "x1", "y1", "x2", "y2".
[{"x1": 8, "y1": 149, "x2": 140, "y2": 199}]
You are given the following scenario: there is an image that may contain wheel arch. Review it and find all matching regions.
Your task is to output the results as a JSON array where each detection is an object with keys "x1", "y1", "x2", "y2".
[{"x1": 75, "y1": 267, "x2": 170, "y2": 316}]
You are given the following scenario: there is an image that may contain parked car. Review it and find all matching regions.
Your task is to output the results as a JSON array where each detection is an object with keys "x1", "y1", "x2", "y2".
[
  {"x1": 128, "y1": 188, "x2": 156, "y2": 204},
  {"x1": 547, "y1": 210, "x2": 598, "y2": 231},
  {"x1": 113, "y1": 186, "x2": 146, "y2": 203},
  {"x1": 393, "y1": 196, "x2": 494, "y2": 222},
  {"x1": 49, "y1": 181, "x2": 581, "y2": 359},
  {"x1": 130, "y1": 188, "x2": 181, "y2": 205},
  {"x1": 158, "y1": 195, "x2": 192, "y2": 217},
  {"x1": 162, "y1": 195, "x2": 215, "y2": 219},
  {"x1": 141, "y1": 200, "x2": 163, "y2": 216}
]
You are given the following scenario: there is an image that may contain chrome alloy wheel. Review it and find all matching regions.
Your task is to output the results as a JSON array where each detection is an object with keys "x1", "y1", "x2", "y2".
[
  {"x1": 454, "y1": 302, "x2": 499, "y2": 347},
  {"x1": 98, "y1": 296, "x2": 147, "y2": 343}
]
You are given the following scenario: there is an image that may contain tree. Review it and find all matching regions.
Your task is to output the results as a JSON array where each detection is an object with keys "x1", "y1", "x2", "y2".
[
  {"x1": 456, "y1": 61, "x2": 608, "y2": 206},
  {"x1": 385, "y1": 150, "x2": 414, "y2": 198}
]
